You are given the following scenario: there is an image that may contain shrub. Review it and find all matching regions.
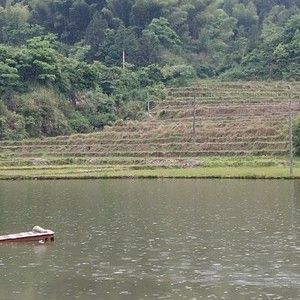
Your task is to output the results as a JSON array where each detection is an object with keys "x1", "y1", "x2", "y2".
[
  {"x1": 88, "y1": 113, "x2": 115, "y2": 129},
  {"x1": 0, "y1": 116, "x2": 7, "y2": 139},
  {"x1": 69, "y1": 112, "x2": 91, "y2": 133},
  {"x1": 195, "y1": 64, "x2": 216, "y2": 78},
  {"x1": 219, "y1": 66, "x2": 249, "y2": 80},
  {"x1": 118, "y1": 101, "x2": 145, "y2": 120},
  {"x1": 14, "y1": 88, "x2": 71, "y2": 137},
  {"x1": 161, "y1": 64, "x2": 197, "y2": 86}
]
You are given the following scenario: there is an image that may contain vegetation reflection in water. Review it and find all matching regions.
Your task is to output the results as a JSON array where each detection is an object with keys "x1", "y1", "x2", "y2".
[{"x1": 0, "y1": 180, "x2": 299, "y2": 300}]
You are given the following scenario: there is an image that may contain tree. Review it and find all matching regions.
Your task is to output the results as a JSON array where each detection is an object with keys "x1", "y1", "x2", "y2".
[
  {"x1": 106, "y1": 0, "x2": 134, "y2": 26},
  {"x1": 0, "y1": 61, "x2": 20, "y2": 93},
  {"x1": 0, "y1": 2, "x2": 43, "y2": 45},
  {"x1": 135, "y1": 30, "x2": 160, "y2": 65},
  {"x1": 68, "y1": 0, "x2": 91, "y2": 42},
  {"x1": 253, "y1": 0, "x2": 298, "y2": 18},
  {"x1": 230, "y1": 1, "x2": 259, "y2": 28},
  {"x1": 199, "y1": 8, "x2": 237, "y2": 69},
  {"x1": 131, "y1": 0, "x2": 163, "y2": 29},
  {"x1": 21, "y1": 35, "x2": 60, "y2": 84},
  {"x1": 96, "y1": 26, "x2": 139, "y2": 66},
  {"x1": 145, "y1": 17, "x2": 182, "y2": 49},
  {"x1": 0, "y1": 44, "x2": 21, "y2": 93},
  {"x1": 85, "y1": 11, "x2": 108, "y2": 58}
]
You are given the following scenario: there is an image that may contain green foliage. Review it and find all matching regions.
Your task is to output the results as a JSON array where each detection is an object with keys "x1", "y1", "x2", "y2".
[
  {"x1": 0, "y1": 61, "x2": 19, "y2": 93},
  {"x1": 0, "y1": 40, "x2": 168, "y2": 139},
  {"x1": 118, "y1": 100, "x2": 145, "y2": 120},
  {"x1": 85, "y1": 11, "x2": 107, "y2": 57},
  {"x1": 69, "y1": 112, "x2": 91, "y2": 133},
  {"x1": 162, "y1": 64, "x2": 197, "y2": 86},
  {"x1": 0, "y1": 0, "x2": 297, "y2": 76},
  {"x1": 78, "y1": 90, "x2": 117, "y2": 129},
  {"x1": 232, "y1": 1, "x2": 259, "y2": 29},
  {"x1": 131, "y1": 0, "x2": 163, "y2": 28},
  {"x1": 106, "y1": 0, "x2": 134, "y2": 27},
  {"x1": 18, "y1": 88, "x2": 71, "y2": 137},
  {"x1": 0, "y1": 0, "x2": 299, "y2": 140},
  {"x1": 222, "y1": 10, "x2": 300, "y2": 80},
  {"x1": 195, "y1": 64, "x2": 215, "y2": 79},
  {"x1": 0, "y1": 2, "x2": 44, "y2": 45},
  {"x1": 146, "y1": 17, "x2": 182, "y2": 49},
  {"x1": 24, "y1": 35, "x2": 59, "y2": 83},
  {"x1": 0, "y1": 44, "x2": 21, "y2": 89}
]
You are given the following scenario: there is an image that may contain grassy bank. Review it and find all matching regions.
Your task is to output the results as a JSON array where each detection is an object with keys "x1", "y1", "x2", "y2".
[{"x1": 0, "y1": 156, "x2": 298, "y2": 180}]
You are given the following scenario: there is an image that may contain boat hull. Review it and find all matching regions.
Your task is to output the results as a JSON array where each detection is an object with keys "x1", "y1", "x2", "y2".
[{"x1": 0, "y1": 230, "x2": 55, "y2": 243}]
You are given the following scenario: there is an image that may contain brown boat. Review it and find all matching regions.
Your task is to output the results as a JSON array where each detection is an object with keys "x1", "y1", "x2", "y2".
[{"x1": 0, "y1": 226, "x2": 54, "y2": 243}]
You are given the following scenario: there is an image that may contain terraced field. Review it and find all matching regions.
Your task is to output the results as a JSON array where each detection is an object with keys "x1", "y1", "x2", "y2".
[{"x1": 1, "y1": 81, "x2": 300, "y2": 178}]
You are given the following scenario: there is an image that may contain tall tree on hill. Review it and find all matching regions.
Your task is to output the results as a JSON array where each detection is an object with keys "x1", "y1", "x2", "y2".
[
  {"x1": 67, "y1": 0, "x2": 91, "y2": 42},
  {"x1": 131, "y1": 0, "x2": 163, "y2": 29},
  {"x1": 162, "y1": 3, "x2": 190, "y2": 39},
  {"x1": 146, "y1": 17, "x2": 182, "y2": 50},
  {"x1": 136, "y1": 30, "x2": 160, "y2": 65},
  {"x1": 0, "y1": 2, "x2": 42, "y2": 44},
  {"x1": 95, "y1": 26, "x2": 140, "y2": 66},
  {"x1": 106, "y1": 0, "x2": 134, "y2": 27},
  {"x1": 85, "y1": 0, "x2": 106, "y2": 11},
  {"x1": 85, "y1": 11, "x2": 108, "y2": 59},
  {"x1": 253, "y1": 0, "x2": 298, "y2": 18},
  {"x1": 30, "y1": 0, "x2": 92, "y2": 43}
]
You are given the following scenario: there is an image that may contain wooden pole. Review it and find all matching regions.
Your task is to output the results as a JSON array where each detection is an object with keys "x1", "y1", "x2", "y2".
[
  {"x1": 147, "y1": 91, "x2": 151, "y2": 115},
  {"x1": 288, "y1": 86, "x2": 293, "y2": 176},
  {"x1": 193, "y1": 97, "x2": 196, "y2": 141},
  {"x1": 122, "y1": 49, "x2": 125, "y2": 69}
]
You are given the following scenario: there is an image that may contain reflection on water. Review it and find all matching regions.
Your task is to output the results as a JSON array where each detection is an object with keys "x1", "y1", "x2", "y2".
[{"x1": 0, "y1": 179, "x2": 299, "y2": 300}]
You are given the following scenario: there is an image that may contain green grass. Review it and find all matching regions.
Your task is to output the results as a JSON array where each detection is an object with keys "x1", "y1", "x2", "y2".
[
  {"x1": 103, "y1": 166, "x2": 297, "y2": 179},
  {"x1": 0, "y1": 167, "x2": 297, "y2": 180},
  {"x1": 0, "y1": 155, "x2": 288, "y2": 167},
  {"x1": 0, "y1": 157, "x2": 298, "y2": 180}
]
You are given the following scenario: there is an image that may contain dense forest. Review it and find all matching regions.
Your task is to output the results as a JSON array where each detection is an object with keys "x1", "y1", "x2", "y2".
[{"x1": 0, "y1": 0, "x2": 299, "y2": 140}]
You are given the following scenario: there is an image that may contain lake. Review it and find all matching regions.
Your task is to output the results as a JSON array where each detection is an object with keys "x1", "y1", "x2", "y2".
[{"x1": 0, "y1": 179, "x2": 299, "y2": 300}]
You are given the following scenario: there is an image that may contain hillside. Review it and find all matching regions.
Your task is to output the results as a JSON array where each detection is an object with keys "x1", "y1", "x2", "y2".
[
  {"x1": 1, "y1": 0, "x2": 299, "y2": 81},
  {"x1": 1, "y1": 1, "x2": 299, "y2": 143},
  {"x1": 0, "y1": 81, "x2": 300, "y2": 179}
]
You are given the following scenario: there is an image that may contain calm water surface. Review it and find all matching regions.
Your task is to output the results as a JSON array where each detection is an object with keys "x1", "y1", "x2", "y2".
[{"x1": 0, "y1": 180, "x2": 299, "y2": 300}]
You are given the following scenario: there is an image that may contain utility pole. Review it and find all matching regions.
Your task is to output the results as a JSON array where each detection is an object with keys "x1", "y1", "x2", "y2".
[
  {"x1": 193, "y1": 97, "x2": 196, "y2": 141},
  {"x1": 122, "y1": 49, "x2": 126, "y2": 69},
  {"x1": 147, "y1": 92, "x2": 151, "y2": 114},
  {"x1": 288, "y1": 85, "x2": 293, "y2": 176}
]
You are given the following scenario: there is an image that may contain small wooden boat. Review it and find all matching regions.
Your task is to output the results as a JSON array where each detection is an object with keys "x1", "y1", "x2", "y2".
[{"x1": 0, "y1": 226, "x2": 54, "y2": 243}]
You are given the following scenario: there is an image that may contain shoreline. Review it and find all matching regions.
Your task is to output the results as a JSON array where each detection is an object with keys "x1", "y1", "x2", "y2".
[
  {"x1": 1, "y1": 165, "x2": 299, "y2": 180},
  {"x1": 0, "y1": 176, "x2": 299, "y2": 180}
]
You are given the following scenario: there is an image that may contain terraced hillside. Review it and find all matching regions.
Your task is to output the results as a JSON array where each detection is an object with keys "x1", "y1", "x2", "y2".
[{"x1": 1, "y1": 81, "x2": 300, "y2": 177}]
